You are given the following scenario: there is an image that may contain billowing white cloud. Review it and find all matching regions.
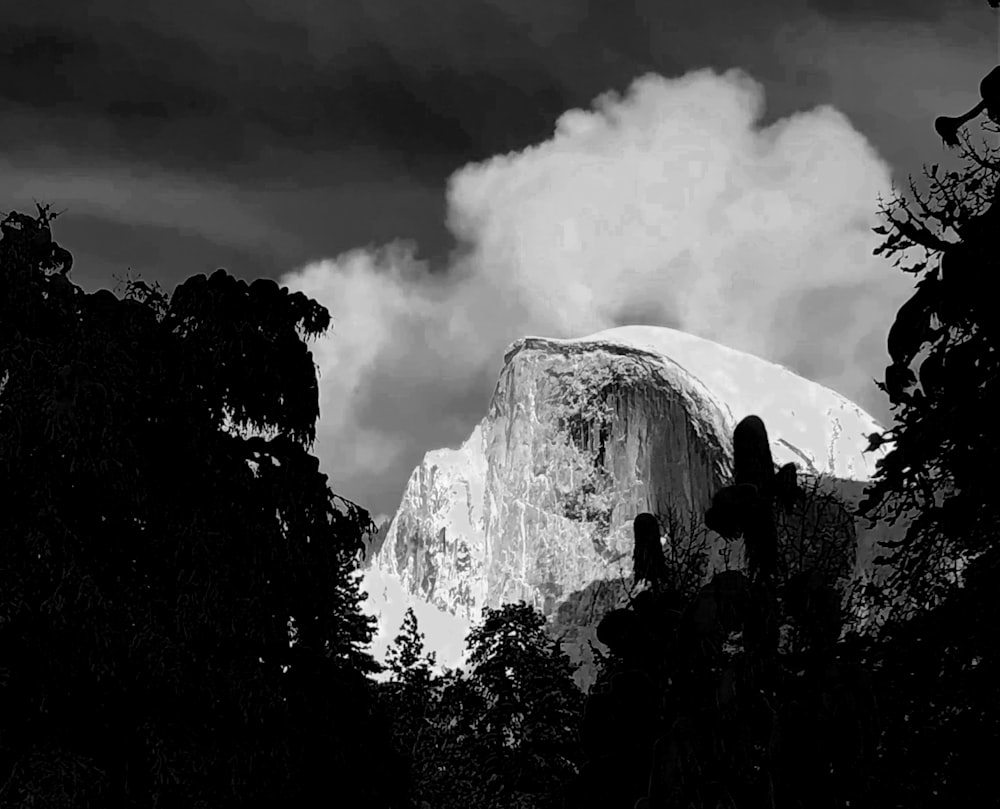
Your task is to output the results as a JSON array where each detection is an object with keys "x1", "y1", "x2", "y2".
[{"x1": 281, "y1": 67, "x2": 911, "y2": 526}]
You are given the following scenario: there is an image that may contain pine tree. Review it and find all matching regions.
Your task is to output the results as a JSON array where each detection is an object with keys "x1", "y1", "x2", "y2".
[
  {"x1": 463, "y1": 602, "x2": 585, "y2": 809},
  {"x1": 376, "y1": 608, "x2": 439, "y2": 807},
  {"x1": 385, "y1": 607, "x2": 438, "y2": 689}
]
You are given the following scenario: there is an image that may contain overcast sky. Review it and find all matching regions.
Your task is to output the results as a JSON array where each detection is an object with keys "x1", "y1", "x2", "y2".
[{"x1": 3, "y1": 1, "x2": 997, "y2": 521}]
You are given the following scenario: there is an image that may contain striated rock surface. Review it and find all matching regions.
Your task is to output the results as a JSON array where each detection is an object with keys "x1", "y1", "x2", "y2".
[{"x1": 366, "y1": 325, "x2": 904, "y2": 690}]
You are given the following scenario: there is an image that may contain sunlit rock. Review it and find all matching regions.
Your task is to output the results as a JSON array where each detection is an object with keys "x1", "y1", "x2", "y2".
[{"x1": 364, "y1": 325, "x2": 905, "y2": 690}]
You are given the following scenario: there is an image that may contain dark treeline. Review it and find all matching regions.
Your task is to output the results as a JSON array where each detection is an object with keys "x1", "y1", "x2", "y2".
[{"x1": 1, "y1": 62, "x2": 999, "y2": 808}]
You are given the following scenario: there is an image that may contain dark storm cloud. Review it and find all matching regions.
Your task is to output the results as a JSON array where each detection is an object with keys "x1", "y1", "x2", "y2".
[
  {"x1": 1, "y1": 0, "x2": 575, "y2": 182},
  {"x1": 1, "y1": 0, "x2": 980, "y2": 188},
  {"x1": 3, "y1": 0, "x2": 996, "y2": 521},
  {"x1": 803, "y1": 0, "x2": 947, "y2": 22}
]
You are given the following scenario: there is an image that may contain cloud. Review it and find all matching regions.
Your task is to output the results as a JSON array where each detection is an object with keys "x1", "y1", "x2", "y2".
[
  {"x1": 281, "y1": 67, "x2": 913, "y2": 521},
  {"x1": 0, "y1": 155, "x2": 297, "y2": 255}
]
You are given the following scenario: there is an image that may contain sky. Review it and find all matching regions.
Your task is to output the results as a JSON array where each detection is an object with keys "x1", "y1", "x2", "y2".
[{"x1": 3, "y1": 0, "x2": 998, "y2": 525}]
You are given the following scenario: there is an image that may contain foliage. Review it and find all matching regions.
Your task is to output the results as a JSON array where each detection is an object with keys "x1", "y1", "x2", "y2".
[
  {"x1": 848, "y1": 126, "x2": 1000, "y2": 804},
  {"x1": 385, "y1": 607, "x2": 438, "y2": 688},
  {"x1": 568, "y1": 416, "x2": 879, "y2": 809},
  {"x1": 588, "y1": 507, "x2": 699, "y2": 698},
  {"x1": 411, "y1": 668, "x2": 490, "y2": 809},
  {"x1": 376, "y1": 608, "x2": 439, "y2": 809},
  {"x1": 772, "y1": 471, "x2": 855, "y2": 587},
  {"x1": 856, "y1": 138, "x2": 1000, "y2": 621},
  {"x1": 649, "y1": 503, "x2": 713, "y2": 599},
  {"x1": 0, "y1": 204, "x2": 403, "y2": 807},
  {"x1": 375, "y1": 602, "x2": 585, "y2": 809},
  {"x1": 461, "y1": 602, "x2": 586, "y2": 809},
  {"x1": 849, "y1": 544, "x2": 1000, "y2": 808}
]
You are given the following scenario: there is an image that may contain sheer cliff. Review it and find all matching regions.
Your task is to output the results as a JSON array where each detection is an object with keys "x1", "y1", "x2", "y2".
[{"x1": 364, "y1": 325, "x2": 903, "y2": 689}]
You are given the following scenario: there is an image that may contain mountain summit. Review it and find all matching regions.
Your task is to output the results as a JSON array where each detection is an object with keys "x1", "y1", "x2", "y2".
[{"x1": 361, "y1": 326, "x2": 904, "y2": 689}]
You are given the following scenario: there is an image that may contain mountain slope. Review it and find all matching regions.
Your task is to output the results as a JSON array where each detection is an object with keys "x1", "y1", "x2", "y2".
[{"x1": 361, "y1": 326, "x2": 903, "y2": 689}]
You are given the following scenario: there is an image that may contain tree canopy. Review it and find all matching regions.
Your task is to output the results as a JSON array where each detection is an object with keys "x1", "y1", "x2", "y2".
[
  {"x1": 0, "y1": 203, "x2": 404, "y2": 807},
  {"x1": 857, "y1": 138, "x2": 1000, "y2": 621},
  {"x1": 848, "y1": 113, "x2": 1000, "y2": 806}
]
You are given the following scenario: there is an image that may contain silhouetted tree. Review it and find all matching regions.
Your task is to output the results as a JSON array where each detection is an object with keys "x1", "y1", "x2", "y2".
[
  {"x1": 631, "y1": 513, "x2": 669, "y2": 591},
  {"x1": 0, "y1": 204, "x2": 404, "y2": 807},
  {"x1": 377, "y1": 608, "x2": 438, "y2": 808},
  {"x1": 385, "y1": 607, "x2": 438, "y2": 688},
  {"x1": 859, "y1": 93, "x2": 1000, "y2": 621},
  {"x1": 647, "y1": 503, "x2": 713, "y2": 600},
  {"x1": 934, "y1": 65, "x2": 1000, "y2": 147},
  {"x1": 385, "y1": 601, "x2": 586, "y2": 809},
  {"x1": 849, "y1": 83, "x2": 1000, "y2": 806},
  {"x1": 568, "y1": 415, "x2": 877, "y2": 809},
  {"x1": 705, "y1": 415, "x2": 804, "y2": 586},
  {"x1": 462, "y1": 602, "x2": 585, "y2": 809},
  {"x1": 412, "y1": 667, "x2": 489, "y2": 809}
]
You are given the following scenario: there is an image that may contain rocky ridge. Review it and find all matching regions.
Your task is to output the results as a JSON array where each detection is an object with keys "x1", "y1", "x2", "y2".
[{"x1": 363, "y1": 326, "x2": 906, "y2": 689}]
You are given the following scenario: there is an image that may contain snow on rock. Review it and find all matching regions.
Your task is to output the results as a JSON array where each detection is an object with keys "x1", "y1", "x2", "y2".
[
  {"x1": 565, "y1": 326, "x2": 883, "y2": 480},
  {"x1": 363, "y1": 325, "x2": 905, "y2": 690}
]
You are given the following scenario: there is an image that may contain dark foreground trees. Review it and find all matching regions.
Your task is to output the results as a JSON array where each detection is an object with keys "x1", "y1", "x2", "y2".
[
  {"x1": 374, "y1": 603, "x2": 585, "y2": 809},
  {"x1": 566, "y1": 422, "x2": 879, "y2": 809},
  {"x1": 561, "y1": 93, "x2": 1000, "y2": 809},
  {"x1": 849, "y1": 113, "x2": 1000, "y2": 806},
  {"x1": 462, "y1": 602, "x2": 585, "y2": 809},
  {"x1": 0, "y1": 204, "x2": 405, "y2": 807}
]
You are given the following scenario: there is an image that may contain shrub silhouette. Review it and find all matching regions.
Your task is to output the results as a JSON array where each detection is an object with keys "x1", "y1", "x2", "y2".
[{"x1": 565, "y1": 414, "x2": 878, "y2": 809}]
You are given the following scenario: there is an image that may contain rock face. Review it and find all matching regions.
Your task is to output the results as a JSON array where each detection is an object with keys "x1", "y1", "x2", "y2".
[{"x1": 367, "y1": 325, "x2": 903, "y2": 690}]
